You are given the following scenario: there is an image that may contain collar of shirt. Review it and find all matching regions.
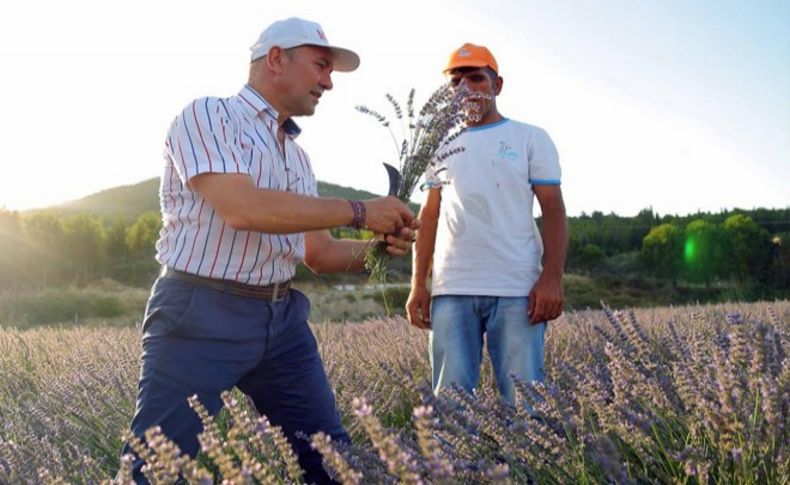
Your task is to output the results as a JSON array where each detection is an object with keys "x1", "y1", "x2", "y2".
[{"x1": 236, "y1": 84, "x2": 302, "y2": 138}]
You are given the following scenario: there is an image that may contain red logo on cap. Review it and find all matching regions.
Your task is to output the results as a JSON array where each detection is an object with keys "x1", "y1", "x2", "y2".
[{"x1": 316, "y1": 28, "x2": 327, "y2": 40}]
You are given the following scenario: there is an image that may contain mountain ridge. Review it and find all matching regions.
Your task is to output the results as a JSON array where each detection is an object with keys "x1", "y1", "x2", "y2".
[{"x1": 29, "y1": 177, "x2": 389, "y2": 218}]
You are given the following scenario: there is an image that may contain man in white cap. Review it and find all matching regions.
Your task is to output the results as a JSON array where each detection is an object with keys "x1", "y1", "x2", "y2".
[{"x1": 121, "y1": 17, "x2": 417, "y2": 484}]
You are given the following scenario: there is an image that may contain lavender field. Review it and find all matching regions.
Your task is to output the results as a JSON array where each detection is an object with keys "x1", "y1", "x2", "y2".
[{"x1": 0, "y1": 301, "x2": 787, "y2": 484}]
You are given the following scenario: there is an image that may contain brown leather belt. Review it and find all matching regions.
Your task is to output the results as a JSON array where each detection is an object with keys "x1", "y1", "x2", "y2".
[{"x1": 161, "y1": 266, "x2": 291, "y2": 302}]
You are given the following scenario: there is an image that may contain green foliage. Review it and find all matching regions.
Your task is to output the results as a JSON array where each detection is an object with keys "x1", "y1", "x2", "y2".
[
  {"x1": 0, "y1": 288, "x2": 127, "y2": 328},
  {"x1": 125, "y1": 211, "x2": 162, "y2": 257},
  {"x1": 768, "y1": 232, "x2": 790, "y2": 289},
  {"x1": 567, "y1": 241, "x2": 606, "y2": 273},
  {"x1": 329, "y1": 227, "x2": 374, "y2": 241},
  {"x1": 0, "y1": 209, "x2": 26, "y2": 288},
  {"x1": 636, "y1": 214, "x2": 789, "y2": 298},
  {"x1": 0, "y1": 179, "x2": 419, "y2": 291},
  {"x1": 317, "y1": 180, "x2": 379, "y2": 200},
  {"x1": 62, "y1": 214, "x2": 107, "y2": 281},
  {"x1": 564, "y1": 209, "x2": 656, "y2": 258},
  {"x1": 682, "y1": 219, "x2": 724, "y2": 286},
  {"x1": 641, "y1": 222, "x2": 683, "y2": 284},
  {"x1": 721, "y1": 214, "x2": 771, "y2": 282},
  {"x1": 21, "y1": 211, "x2": 67, "y2": 285},
  {"x1": 371, "y1": 286, "x2": 410, "y2": 314},
  {"x1": 104, "y1": 219, "x2": 130, "y2": 262},
  {"x1": 3, "y1": 176, "x2": 787, "y2": 305}
]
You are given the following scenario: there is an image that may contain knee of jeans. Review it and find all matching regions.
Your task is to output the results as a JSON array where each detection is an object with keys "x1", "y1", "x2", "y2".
[{"x1": 434, "y1": 361, "x2": 478, "y2": 394}]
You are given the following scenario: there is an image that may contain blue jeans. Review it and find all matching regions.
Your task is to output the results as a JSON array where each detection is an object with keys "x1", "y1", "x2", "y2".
[
  {"x1": 122, "y1": 276, "x2": 348, "y2": 484},
  {"x1": 430, "y1": 295, "x2": 546, "y2": 405}
]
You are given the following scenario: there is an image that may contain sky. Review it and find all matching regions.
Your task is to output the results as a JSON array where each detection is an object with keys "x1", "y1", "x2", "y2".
[{"x1": 1, "y1": 0, "x2": 788, "y2": 217}]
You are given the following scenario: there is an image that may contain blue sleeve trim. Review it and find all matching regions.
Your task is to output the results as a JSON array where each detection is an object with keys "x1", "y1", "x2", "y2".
[
  {"x1": 465, "y1": 118, "x2": 510, "y2": 132},
  {"x1": 529, "y1": 178, "x2": 561, "y2": 185}
]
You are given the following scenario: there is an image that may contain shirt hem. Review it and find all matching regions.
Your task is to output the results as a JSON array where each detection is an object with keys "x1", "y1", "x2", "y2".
[{"x1": 431, "y1": 288, "x2": 531, "y2": 298}]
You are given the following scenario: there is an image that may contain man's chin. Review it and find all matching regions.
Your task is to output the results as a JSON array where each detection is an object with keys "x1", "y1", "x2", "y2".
[
  {"x1": 293, "y1": 105, "x2": 316, "y2": 117},
  {"x1": 465, "y1": 110, "x2": 485, "y2": 124}
]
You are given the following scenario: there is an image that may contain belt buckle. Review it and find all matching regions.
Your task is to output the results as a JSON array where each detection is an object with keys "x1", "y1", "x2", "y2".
[{"x1": 271, "y1": 281, "x2": 282, "y2": 302}]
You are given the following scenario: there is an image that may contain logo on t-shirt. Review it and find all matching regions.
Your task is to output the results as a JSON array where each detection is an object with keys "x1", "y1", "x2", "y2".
[{"x1": 498, "y1": 141, "x2": 519, "y2": 161}]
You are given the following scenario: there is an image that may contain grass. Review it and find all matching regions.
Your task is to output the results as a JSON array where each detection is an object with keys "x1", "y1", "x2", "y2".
[
  {"x1": 0, "y1": 274, "x2": 709, "y2": 330},
  {"x1": 0, "y1": 280, "x2": 149, "y2": 330}
]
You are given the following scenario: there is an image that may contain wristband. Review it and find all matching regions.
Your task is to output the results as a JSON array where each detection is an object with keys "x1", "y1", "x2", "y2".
[{"x1": 348, "y1": 199, "x2": 367, "y2": 229}]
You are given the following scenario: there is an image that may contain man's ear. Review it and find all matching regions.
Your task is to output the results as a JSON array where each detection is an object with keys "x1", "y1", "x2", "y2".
[
  {"x1": 266, "y1": 46, "x2": 287, "y2": 74},
  {"x1": 494, "y1": 76, "x2": 503, "y2": 96}
]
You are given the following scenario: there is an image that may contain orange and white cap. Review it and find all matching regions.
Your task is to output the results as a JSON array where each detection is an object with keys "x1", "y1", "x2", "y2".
[{"x1": 443, "y1": 43, "x2": 499, "y2": 74}]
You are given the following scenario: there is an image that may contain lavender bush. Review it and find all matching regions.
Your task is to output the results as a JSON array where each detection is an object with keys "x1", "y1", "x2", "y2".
[{"x1": 0, "y1": 301, "x2": 787, "y2": 483}]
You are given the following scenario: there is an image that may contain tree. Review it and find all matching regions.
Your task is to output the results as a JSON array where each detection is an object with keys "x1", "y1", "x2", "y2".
[
  {"x1": 768, "y1": 232, "x2": 790, "y2": 292},
  {"x1": 641, "y1": 223, "x2": 683, "y2": 286},
  {"x1": 580, "y1": 244, "x2": 606, "y2": 271},
  {"x1": 682, "y1": 219, "x2": 723, "y2": 286},
  {"x1": 0, "y1": 208, "x2": 27, "y2": 289},
  {"x1": 126, "y1": 211, "x2": 162, "y2": 257},
  {"x1": 105, "y1": 219, "x2": 131, "y2": 262},
  {"x1": 721, "y1": 214, "x2": 771, "y2": 283},
  {"x1": 62, "y1": 214, "x2": 107, "y2": 283},
  {"x1": 23, "y1": 212, "x2": 66, "y2": 286}
]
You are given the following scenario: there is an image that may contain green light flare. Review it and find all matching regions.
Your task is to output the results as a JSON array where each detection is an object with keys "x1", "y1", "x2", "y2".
[{"x1": 684, "y1": 238, "x2": 696, "y2": 264}]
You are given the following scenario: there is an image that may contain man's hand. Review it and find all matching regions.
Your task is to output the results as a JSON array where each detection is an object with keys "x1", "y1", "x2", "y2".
[
  {"x1": 382, "y1": 221, "x2": 421, "y2": 256},
  {"x1": 364, "y1": 197, "x2": 414, "y2": 234},
  {"x1": 406, "y1": 285, "x2": 432, "y2": 329},
  {"x1": 528, "y1": 273, "x2": 564, "y2": 324}
]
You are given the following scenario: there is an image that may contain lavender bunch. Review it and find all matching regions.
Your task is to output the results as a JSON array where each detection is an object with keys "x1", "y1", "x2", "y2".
[{"x1": 356, "y1": 85, "x2": 489, "y2": 283}]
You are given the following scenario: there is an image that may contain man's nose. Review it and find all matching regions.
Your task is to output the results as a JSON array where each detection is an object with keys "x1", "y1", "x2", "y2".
[
  {"x1": 320, "y1": 72, "x2": 333, "y2": 91},
  {"x1": 458, "y1": 76, "x2": 475, "y2": 90}
]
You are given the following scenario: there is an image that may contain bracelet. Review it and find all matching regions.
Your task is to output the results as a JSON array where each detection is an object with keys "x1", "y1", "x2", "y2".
[{"x1": 348, "y1": 199, "x2": 367, "y2": 229}]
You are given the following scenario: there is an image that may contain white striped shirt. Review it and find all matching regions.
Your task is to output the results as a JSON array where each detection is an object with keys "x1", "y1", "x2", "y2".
[{"x1": 155, "y1": 85, "x2": 319, "y2": 285}]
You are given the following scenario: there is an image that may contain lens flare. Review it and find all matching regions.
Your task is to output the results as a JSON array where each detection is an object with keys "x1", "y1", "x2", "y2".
[{"x1": 684, "y1": 238, "x2": 697, "y2": 264}]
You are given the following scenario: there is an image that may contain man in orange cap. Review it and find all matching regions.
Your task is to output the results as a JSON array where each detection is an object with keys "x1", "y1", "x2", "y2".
[{"x1": 407, "y1": 43, "x2": 568, "y2": 406}]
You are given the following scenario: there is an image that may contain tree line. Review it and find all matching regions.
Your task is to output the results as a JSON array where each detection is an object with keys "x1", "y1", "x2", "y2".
[
  {"x1": 0, "y1": 210, "x2": 162, "y2": 289},
  {"x1": 1, "y1": 207, "x2": 788, "y2": 299},
  {"x1": 564, "y1": 208, "x2": 789, "y2": 299}
]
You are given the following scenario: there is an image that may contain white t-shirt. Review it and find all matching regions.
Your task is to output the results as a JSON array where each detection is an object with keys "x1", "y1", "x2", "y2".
[{"x1": 431, "y1": 118, "x2": 560, "y2": 297}]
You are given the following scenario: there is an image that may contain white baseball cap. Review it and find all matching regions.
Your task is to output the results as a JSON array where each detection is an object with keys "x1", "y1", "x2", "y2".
[{"x1": 250, "y1": 17, "x2": 360, "y2": 72}]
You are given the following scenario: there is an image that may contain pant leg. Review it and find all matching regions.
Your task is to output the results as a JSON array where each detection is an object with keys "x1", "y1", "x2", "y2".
[
  {"x1": 429, "y1": 295, "x2": 484, "y2": 397},
  {"x1": 124, "y1": 374, "x2": 224, "y2": 483},
  {"x1": 237, "y1": 289, "x2": 348, "y2": 485},
  {"x1": 485, "y1": 296, "x2": 546, "y2": 405},
  {"x1": 122, "y1": 277, "x2": 271, "y2": 483}
]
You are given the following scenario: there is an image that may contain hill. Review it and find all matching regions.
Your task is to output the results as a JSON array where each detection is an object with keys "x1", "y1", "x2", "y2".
[
  {"x1": 41, "y1": 178, "x2": 161, "y2": 218},
  {"x1": 31, "y1": 178, "x2": 386, "y2": 218}
]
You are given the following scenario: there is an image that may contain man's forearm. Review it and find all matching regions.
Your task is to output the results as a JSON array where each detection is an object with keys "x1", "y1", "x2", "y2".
[
  {"x1": 305, "y1": 237, "x2": 377, "y2": 273},
  {"x1": 190, "y1": 173, "x2": 373, "y2": 233},
  {"x1": 412, "y1": 217, "x2": 438, "y2": 287},
  {"x1": 412, "y1": 190, "x2": 441, "y2": 287},
  {"x1": 315, "y1": 239, "x2": 374, "y2": 273},
  {"x1": 226, "y1": 188, "x2": 355, "y2": 234},
  {"x1": 540, "y1": 208, "x2": 568, "y2": 277}
]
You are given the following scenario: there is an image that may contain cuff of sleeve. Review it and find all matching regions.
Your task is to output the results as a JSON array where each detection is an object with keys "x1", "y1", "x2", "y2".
[{"x1": 529, "y1": 178, "x2": 561, "y2": 185}]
